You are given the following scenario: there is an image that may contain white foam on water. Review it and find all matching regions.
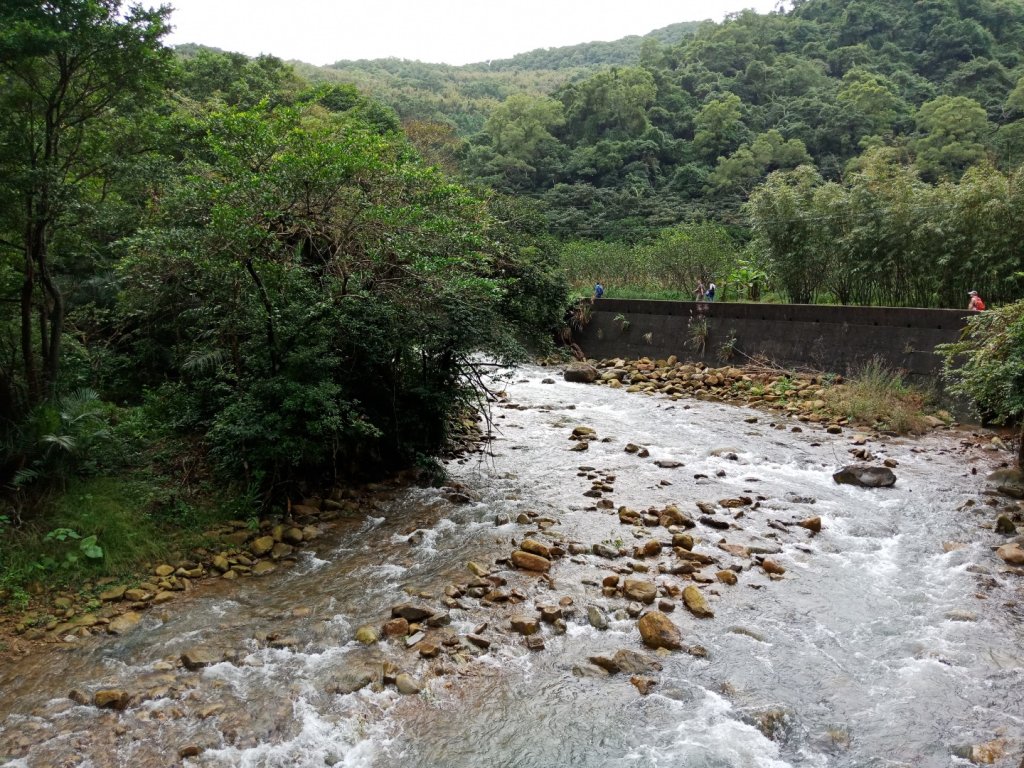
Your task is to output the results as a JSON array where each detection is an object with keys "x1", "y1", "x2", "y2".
[
  {"x1": 629, "y1": 689, "x2": 816, "y2": 768},
  {"x1": 193, "y1": 695, "x2": 389, "y2": 768}
]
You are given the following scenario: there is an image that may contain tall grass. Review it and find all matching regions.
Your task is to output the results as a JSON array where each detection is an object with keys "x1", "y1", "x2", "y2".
[{"x1": 823, "y1": 358, "x2": 930, "y2": 433}]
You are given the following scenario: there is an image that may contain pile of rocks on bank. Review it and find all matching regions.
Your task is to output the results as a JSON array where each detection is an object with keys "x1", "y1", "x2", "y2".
[{"x1": 13, "y1": 496, "x2": 359, "y2": 644}]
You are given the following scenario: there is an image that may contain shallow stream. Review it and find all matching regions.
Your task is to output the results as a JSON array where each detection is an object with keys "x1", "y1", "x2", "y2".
[{"x1": 1, "y1": 365, "x2": 1022, "y2": 767}]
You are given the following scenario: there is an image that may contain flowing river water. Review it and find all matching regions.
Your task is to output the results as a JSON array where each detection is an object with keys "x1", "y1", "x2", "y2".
[{"x1": 1, "y1": 365, "x2": 1023, "y2": 768}]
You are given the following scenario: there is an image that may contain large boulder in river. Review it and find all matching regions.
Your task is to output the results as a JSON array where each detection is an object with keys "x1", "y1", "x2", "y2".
[
  {"x1": 833, "y1": 465, "x2": 896, "y2": 488},
  {"x1": 996, "y1": 543, "x2": 1024, "y2": 566},
  {"x1": 564, "y1": 363, "x2": 598, "y2": 384},
  {"x1": 637, "y1": 610, "x2": 683, "y2": 650}
]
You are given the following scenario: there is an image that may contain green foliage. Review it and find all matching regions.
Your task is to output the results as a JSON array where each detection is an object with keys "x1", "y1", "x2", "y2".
[{"x1": 938, "y1": 300, "x2": 1024, "y2": 462}]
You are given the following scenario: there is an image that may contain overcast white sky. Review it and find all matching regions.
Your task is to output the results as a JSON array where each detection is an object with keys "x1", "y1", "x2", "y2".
[{"x1": 160, "y1": 1, "x2": 784, "y2": 66}]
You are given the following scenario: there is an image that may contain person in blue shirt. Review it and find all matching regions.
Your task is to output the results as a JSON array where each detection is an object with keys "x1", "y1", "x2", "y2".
[
  {"x1": 705, "y1": 281, "x2": 716, "y2": 301},
  {"x1": 594, "y1": 281, "x2": 604, "y2": 300}
]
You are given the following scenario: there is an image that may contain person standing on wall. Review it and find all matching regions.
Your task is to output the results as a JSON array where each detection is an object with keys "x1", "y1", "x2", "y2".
[
  {"x1": 594, "y1": 280, "x2": 604, "y2": 301},
  {"x1": 968, "y1": 290, "x2": 986, "y2": 311},
  {"x1": 695, "y1": 279, "x2": 705, "y2": 301},
  {"x1": 705, "y1": 281, "x2": 716, "y2": 301}
]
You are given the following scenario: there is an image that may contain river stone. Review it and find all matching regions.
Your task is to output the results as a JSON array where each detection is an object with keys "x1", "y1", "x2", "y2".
[
  {"x1": 511, "y1": 550, "x2": 550, "y2": 572},
  {"x1": 682, "y1": 586, "x2": 714, "y2": 618},
  {"x1": 270, "y1": 542, "x2": 293, "y2": 559},
  {"x1": 589, "y1": 654, "x2": 619, "y2": 673},
  {"x1": 510, "y1": 615, "x2": 540, "y2": 635},
  {"x1": 99, "y1": 586, "x2": 126, "y2": 602},
  {"x1": 152, "y1": 591, "x2": 175, "y2": 604},
  {"x1": 798, "y1": 516, "x2": 822, "y2": 533},
  {"x1": 996, "y1": 543, "x2": 1024, "y2": 566},
  {"x1": 564, "y1": 364, "x2": 598, "y2": 383},
  {"x1": 154, "y1": 564, "x2": 175, "y2": 578},
  {"x1": 107, "y1": 612, "x2": 142, "y2": 635},
  {"x1": 592, "y1": 543, "x2": 619, "y2": 559},
  {"x1": 467, "y1": 561, "x2": 490, "y2": 577},
  {"x1": 124, "y1": 588, "x2": 151, "y2": 602},
  {"x1": 251, "y1": 560, "x2": 276, "y2": 576},
  {"x1": 587, "y1": 605, "x2": 608, "y2": 630},
  {"x1": 622, "y1": 579, "x2": 657, "y2": 604},
  {"x1": 520, "y1": 539, "x2": 551, "y2": 558},
  {"x1": 383, "y1": 618, "x2": 409, "y2": 638},
  {"x1": 700, "y1": 515, "x2": 730, "y2": 530},
  {"x1": 181, "y1": 648, "x2": 222, "y2": 670},
  {"x1": 762, "y1": 559, "x2": 787, "y2": 575},
  {"x1": 995, "y1": 515, "x2": 1017, "y2": 535},
  {"x1": 637, "y1": 611, "x2": 682, "y2": 650},
  {"x1": 614, "y1": 649, "x2": 663, "y2": 675},
  {"x1": 355, "y1": 625, "x2": 379, "y2": 644},
  {"x1": 282, "y1": 527, "x2": 304, "y2": 545},
  {"x1": 94, "y1": 689, "x2": 131, "y2": 710},
  {"x1": 250, "y1": 536, "x2": 275, "y2": 556},
  {"x1": 631, "y1": 675, "x2": 657, "y2": 695},
  {"x1": 716, "y1": 570, "x2": 738, "y2": 585},
  {"x1": 391, "y1": 602, "x2": 434, "y2": 622},
  {"x1": 833, "y1": 465, "x2": 896, "y2": 488},
  {"x1": 395, "y1": 673, "x2": 423, "y2": 695}
]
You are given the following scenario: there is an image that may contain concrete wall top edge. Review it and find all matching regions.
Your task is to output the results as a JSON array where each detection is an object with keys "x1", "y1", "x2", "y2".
[{"x1": 589, "y1": 298, "x2": 972, "y2": 329}]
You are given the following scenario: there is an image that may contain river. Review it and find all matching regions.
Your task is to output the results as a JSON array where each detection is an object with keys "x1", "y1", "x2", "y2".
[{"x1": 1, "y1": 365, "x2": 1022, "y2": 767}]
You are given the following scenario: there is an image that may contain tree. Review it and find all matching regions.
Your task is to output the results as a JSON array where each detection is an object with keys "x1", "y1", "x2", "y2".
[
  {"x1": 912, "y1": 95, "x2": 991, "y2": 180},
  {"x1": 938, "y1": 300, "x2": 1024, "y2": 467},
  {"x1": 0, "y1": 0, "x2": 171, "y2": 411}
]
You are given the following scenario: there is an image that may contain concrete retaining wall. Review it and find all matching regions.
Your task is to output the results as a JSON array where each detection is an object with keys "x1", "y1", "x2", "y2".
[{"x1": 575, "y1": 299, "x2": 973, "y2": 380}]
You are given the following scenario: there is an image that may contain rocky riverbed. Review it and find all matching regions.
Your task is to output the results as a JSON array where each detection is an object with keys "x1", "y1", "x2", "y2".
[{"x1": 1, "y1": 361, "x2": 1022, "y2": 767}]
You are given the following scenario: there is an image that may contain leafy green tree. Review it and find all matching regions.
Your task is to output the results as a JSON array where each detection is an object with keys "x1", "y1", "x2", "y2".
[
  {"x1": 745, "y1": 165, "x2": 828, "y2": 303},
  {"x1": 939, "y1": 300, "x2": 1024, "y2": 467},
  {"x1": 912, "y1": 95, "x2": 991, "y2": 180},
  {"x1": 693, "y1": 92, "x2": 749, "y2": 162},
  {"x1": 0, "y1": 0, "x2": 171, "y2": 412}
]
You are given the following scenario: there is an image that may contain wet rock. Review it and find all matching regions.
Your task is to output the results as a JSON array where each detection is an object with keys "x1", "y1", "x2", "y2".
[
  {"x1": 564, "y1": 364, "x2": 598, "y2": 384},
  {"x1": 630, "y1": 676, "x2": 657, "y2": 695},
  {"x1": 270, "y1": 542, "x2": 294, "y2": 559},
  {"x1": 762, "y1": 559, "x2": 787, "y2": 575},
  {"x1": 798, "y1": 516, "x2": 822, "y2": 533},
  {"x1": 672, "y1": 533, "x2": 694, "y2": 550},
  {"x1": 785, "y1": 493, "x2": 817, "y2": 504},
  {"x1": 94, "y1": 689, "x2": 131, "y2": 710},
  {"x1": 510, "y1": 615, "x2": 539, "y2": 635},
  {"x1": 282, "y1": 527, "x2": 304, "y2": 545},
  {"x1": 181, "y1": 648, "x2": 222, "y2": 670},
  {"x1": 614, "y1": 649, "x2": 663, "y2": 675},
  {"x1": 622, "y1": 579, "x2": 657, "y2": 604},
  {"x1": 716, "y1": 570, "x2": 738, "y2": 585},
  {"x1": 395, "y1": 673, "x2": 423, "y2": 695},
  {"x1": 832, "y1": 465, "x2": 896, "y2": 488},
  {"x1": 466, "y1": 633, "x2": 491, "y2": 649},
  {"x1": 391, "y1": 603, "x2": 435, "y2": 622},
  {"x1": 587, "y1": 605, "x2": 608, "y2": 630},
  {"x1": 995, "y1": 543, "x2": 1024, "y2": 566},
  {"x1": 624, "y1": 443, "x2": 640, "y2": 454},
  {"x1": 355, "y1": 625, "x2": 380, "y2": 644},
  {"x1": 250, "y1": 536, "x2": 275, "y2": 556},
  {"x1": 592, "y1": 543, "x2": 619, "y2": 559},
  {"x1": 637, "y1": 610, "x2": 682, "y2": 650},
  {"x1": 179, "y1": 745, "x2": 203, "y2": 759},
  {"x1": 251, "y1": 560, "x2": 276, "y2": 576},
  {"x1": 590, "y1": 655, "x2": 620, "y2": 673},
  {"x1": 654, "y1": 459, "x2": 684, "y2": 469},
  {"x1": 511, "y1": 550, "x2": 551, "y2": 572},
  {"x1": 700, "y1": 516, "x2": 730, "y2": 530},
  {"x1": 995, "y1": 515, "x2": 1017, "y2": 535},
  {"x1": 405, "y1": 631, "x2": 426, "y2": 648},
  {"x1": 538, "y1": 605, "x2": 562, "y2": 623},
  {"x1": 418, "y1": 642, "x2": 441, "y2": 658},
  {"x1": 107, "y1": 612, "x2": 142, "y2": 635},
  {"x1": 570, "y1": 441, "x2": 590, "y2": 452},
  {"x1": 383, "y1": 618, "x2": 410, "y2": 638},
  {"x1": 520, "y1": 539, "x2": 551, "y2": 558},
  {"x1": 682, "y1": 586, "x2": 714, "y2": 618}
]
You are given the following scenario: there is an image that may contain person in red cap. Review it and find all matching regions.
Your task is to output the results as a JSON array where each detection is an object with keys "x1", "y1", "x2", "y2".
[{"x1": 967, "y1": 290, "x2": 986, "y2": 311}]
